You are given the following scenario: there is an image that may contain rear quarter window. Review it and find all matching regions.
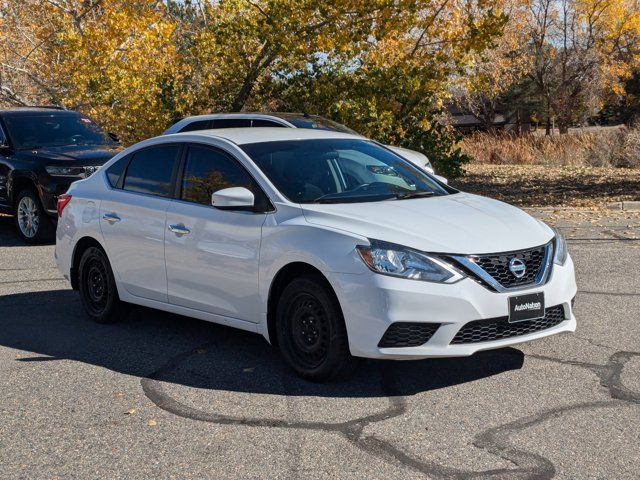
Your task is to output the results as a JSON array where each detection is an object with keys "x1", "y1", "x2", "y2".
[{"x1": 105, "y1": 155, "x2": 130, "y2": 188}]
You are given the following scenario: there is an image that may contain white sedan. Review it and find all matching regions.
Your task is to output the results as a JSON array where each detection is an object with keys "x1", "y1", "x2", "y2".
[
  {"x1": 163, "y1": 112, "x2": 441, "y2": 178},
  {"x1": 55, "y1": 128, "x2": 576, "y2": 381}
]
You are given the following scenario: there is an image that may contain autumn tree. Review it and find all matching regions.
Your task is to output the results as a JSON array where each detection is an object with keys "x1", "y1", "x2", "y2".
[
  {"x1": 272, "y1": 1, "x2": 510, "y2": 176},
  {"x1": 0, "y1": 0, "x2": 189, "y2": 143},
  {"x1": 0, "y1": 0, "x2": 514, "y2": 175},
  {"x1": 526, "y1": 0, "x2": 640, "y2": 134},
  {"x1": 452, "y1": 0, "x2": 532, "y2": 131}
]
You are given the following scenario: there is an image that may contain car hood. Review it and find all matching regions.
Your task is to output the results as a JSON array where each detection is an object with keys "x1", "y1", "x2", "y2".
[
  {"x1": 15, "y1": 145, "x2": 121, "y2": 165},
  {"x1": 301, "y1": 192, "x2": 553, "y2": 255}
]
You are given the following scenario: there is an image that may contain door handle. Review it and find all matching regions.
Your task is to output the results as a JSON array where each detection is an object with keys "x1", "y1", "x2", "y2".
[
  {"x1": 168, "y1": 224, "x2": 190, "y2": 236},
  {"x1": 102, "y1": 212, "x2": 121, "y2": 223}
]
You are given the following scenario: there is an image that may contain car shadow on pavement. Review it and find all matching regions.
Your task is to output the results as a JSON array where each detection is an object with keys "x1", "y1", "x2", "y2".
[
  {"x1": 0, "y1": 214, "x2": 21, "y2": 247},
  {"x1": 0, "y1": 289, "x2": 524, "y2": 398},
  {"x1": 0, "y1": 214, "x2": 55, "y2": 247}
]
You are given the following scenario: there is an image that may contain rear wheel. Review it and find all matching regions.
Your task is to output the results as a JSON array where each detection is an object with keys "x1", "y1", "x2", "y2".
[
  {"x1": 78, "y1": 246, "x2": 128, "y2": 323},
  {"x1": 14, "y1": 188, "x2": 54, "y2": 244},
  {"x1": 276, "y1": 275, "x2": 354, "y2": 382}
]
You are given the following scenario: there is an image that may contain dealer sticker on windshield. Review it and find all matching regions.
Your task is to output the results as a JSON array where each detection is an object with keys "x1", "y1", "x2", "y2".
[{"x1": 508, "y1": 292, "x2": 545, "y2": 323}]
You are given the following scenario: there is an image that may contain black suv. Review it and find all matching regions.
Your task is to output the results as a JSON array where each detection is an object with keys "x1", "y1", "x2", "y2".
[{"x1": 0, "y1": 108, "x2": 121, "y2": 243}]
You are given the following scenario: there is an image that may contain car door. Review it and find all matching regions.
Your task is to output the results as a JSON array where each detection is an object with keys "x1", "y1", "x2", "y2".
[
  {"x1": 165, "y1": 144, "x2": 268, "y2": 322},
  {"x1": 0, "y1": 123, "x2": 10, "y2": 204},
  {"x1": 100, "y1": 143, "x2": 181, "y2": 303}
]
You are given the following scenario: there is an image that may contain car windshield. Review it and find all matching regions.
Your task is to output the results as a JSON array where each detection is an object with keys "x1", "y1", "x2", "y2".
[
  {"x1": 241, "y1": 139, "x2": 449, "y2": 204},
  {"x1": 273, "y1": 114, "x2": 359, "y2": 135},
  {"x1": 3, "y1": 113, "x2": 117, "y2": 150}
]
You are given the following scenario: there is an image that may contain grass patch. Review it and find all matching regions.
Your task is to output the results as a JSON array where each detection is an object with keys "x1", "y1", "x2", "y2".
[{"x1": 461, "y1": 127, "x2": 640, "y2": 168}]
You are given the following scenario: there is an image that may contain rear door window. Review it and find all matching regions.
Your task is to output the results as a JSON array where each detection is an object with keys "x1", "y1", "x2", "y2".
[{"x1": 123, "y1": 145, "x2": 180, "y2": 197}]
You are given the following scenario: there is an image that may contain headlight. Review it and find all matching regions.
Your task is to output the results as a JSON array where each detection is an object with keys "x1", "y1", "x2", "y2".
[
  {"x1": 46, "y1": 165, "x2": 100, "y2": 178},
  {"x1": 552, "y1": 227, "x2": 568, "y2": 265},
  {"x1": 356, "y1": 240, "x2": 465, "y2": 283},
  {"x1": 46, "y1": 166, "x2": 84, "y2": 177},
  {"x1": 424, "y1": 158, "x2": 433, "y2": 171}
]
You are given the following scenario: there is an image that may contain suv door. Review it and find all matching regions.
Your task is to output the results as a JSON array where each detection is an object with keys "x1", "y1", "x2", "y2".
[
  {"x1": 0, "y1": 122, "x2": 10, "y2": 204},
  {"x1": 165, "y1": 144, "x2": 268, "y2": 322},
  {"x1": 100, "y1": 144, "x2": 181, "y2": 302}
]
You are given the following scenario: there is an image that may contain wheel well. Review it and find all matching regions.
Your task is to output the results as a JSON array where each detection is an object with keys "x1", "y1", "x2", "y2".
[
  {"x1": 11, "y1": 177, "x2": 37, "y2": 205},
  {"x1": 266, "y1": 262, "x2": 338, "y2": 348},
  {"x1": 70, "y1": 237, "x2": 105, "y2": 290}
]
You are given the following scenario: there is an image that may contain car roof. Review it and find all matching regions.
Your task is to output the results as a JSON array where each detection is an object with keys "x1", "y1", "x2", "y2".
[
  {"x1": 169, "y1": 127, "x2": 362, "y2": 145},
  {"x1": 0, "y1": 108, "x2": 80, "y2": 117}
]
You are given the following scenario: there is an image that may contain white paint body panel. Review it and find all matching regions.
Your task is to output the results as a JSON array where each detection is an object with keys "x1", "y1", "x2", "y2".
[
  {"x1": 55, "y1": 129, "x2": 576, "y2": 361},
  {"x1": 165, "y1": 200, "x2": 266, "y2": 321},
  {"x1": 100, "y1": 191, "x2": 170, "y2": 302}
]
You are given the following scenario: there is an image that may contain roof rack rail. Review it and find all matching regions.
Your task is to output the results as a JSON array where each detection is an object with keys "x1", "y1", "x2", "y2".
[{"x1": 31, "y1": 105, "x2": 66, "y2": 110}]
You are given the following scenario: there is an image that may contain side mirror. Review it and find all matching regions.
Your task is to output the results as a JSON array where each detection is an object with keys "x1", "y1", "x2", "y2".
[
  {"x1": 434, "y1": 174, "x2": 448, "y2": 185},
  {"x1": 212, "y1": 187, "x2": 255, "y2": 210},
  {"x1": 107, "y1": 132, "x2": 120, "y2": 143}
]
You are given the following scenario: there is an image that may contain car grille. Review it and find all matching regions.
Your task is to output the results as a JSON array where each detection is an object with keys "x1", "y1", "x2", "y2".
[
  {"x1": 378, "y1": 322, "x2": 440, "y2": 348},
  {"x1": 450, "y1": 305, "x2": 566, "y2": 345},
  {"x1": 473, "y1": 245, "x2": 547, "y2": 288}
]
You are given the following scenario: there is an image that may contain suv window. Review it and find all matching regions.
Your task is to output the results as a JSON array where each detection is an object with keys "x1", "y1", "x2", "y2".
[
  {"x1": 181, "y1": 145, "x2": 253, "y2": 206},
  {"x1": 123, "y1": 145, "x2": 180, "y2": 197},
  {"x1": 178, "y1": 120, "x2": 211, "y2": 133},
  {"x1": 251, "y1": 119, "x2": 286, "y2": 127},
  {"x1": 2, "y1": 113, "x2": 117, "y2": 150},
  {"x1": 210, "y1": 118, "x2": 251, "y2": 129}
]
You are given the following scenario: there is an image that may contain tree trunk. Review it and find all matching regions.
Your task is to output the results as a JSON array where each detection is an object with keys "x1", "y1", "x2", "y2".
[{"x1": 545, "y1": 116, "x2": 551, "y2": 136}]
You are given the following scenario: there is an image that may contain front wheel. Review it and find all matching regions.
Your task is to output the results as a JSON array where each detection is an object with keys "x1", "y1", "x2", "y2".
[
  {"x1": 14, "y1": 188, "x2": 54, "y2": 244},
  {"x1": 276, "y1": 275, "x2": 354, "y2": 382},
  {"x1": 78, "y1": 246, "x2": 128, "y2": 323}
]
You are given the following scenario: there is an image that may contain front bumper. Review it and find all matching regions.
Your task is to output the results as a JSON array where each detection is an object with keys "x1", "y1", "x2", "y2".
[{"x1": 331, "y1": 255, "x2": 577, "y2": 360}]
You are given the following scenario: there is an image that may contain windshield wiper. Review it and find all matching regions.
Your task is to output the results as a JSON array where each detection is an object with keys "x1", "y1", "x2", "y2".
[
  {"x1": 394, "y1": 191, "x2": 435, "y2": 200},
  {"x1": 313, "y1": 192, "x2": 397, "y2": 204}
]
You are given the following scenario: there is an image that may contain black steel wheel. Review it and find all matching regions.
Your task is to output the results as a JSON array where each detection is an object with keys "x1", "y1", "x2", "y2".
[
  {"x1": 276, "y1": 274, "x2": 354, "y2": 381},
  {"x1": 78, "y1": 246, "x2": 128, "y2": 323}
]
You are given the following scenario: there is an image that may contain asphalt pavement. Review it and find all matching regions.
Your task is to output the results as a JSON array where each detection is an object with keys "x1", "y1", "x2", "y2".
[{"x1": 0, "y1": 210, "x2": 638, "y2": 479}]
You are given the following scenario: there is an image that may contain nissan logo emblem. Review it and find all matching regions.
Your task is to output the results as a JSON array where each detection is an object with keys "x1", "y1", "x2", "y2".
[{"x1": 508, "y1": 258, "x2": 526, "y2": 278}]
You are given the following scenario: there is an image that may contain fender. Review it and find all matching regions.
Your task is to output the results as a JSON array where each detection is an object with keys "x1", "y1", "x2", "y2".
[{"x1": 8, "y1": 169, "x2": 44, "y2": 205}]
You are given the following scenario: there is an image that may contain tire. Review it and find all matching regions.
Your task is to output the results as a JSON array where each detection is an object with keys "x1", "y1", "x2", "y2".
[
  {"x1": 78, "y1": 246, "x2": 128, "y2": 323},
  {"x1": 276, "y1": 274, "x2": 354, "y2": 382},
  {"x1": 14, "y1": 188, "x2": 55, "y2": 244}
]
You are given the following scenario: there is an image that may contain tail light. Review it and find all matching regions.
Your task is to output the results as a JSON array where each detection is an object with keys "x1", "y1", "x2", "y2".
[{"x1": 57, "y1": 194, "x2": 72, "y2": 217}]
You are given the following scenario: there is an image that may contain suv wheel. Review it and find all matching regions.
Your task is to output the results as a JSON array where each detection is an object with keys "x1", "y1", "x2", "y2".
[
  {"x1": 78, "y1": 246, "x2": 128, "y2": 323},
  {"x1": 14, "y1": 188, "x2": 54, "y2": 244},
  {"x1": 276, "y1": 275, "x2": 354, "y2": 382}
]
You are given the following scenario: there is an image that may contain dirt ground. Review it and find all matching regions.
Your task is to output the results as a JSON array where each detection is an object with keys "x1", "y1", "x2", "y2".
[{"x1": 453, "y1": 164, "x2": 640, "y2": 208}]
